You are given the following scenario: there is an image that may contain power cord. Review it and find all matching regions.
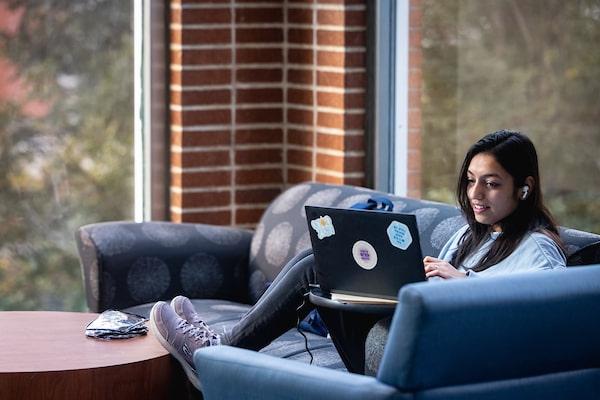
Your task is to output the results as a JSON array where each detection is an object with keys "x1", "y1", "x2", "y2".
[{"x1": 296, "y1": 295, "x2": 314, "y2": 365}]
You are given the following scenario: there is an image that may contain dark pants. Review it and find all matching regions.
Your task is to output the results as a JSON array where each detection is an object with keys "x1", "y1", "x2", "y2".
[{"x1": 223, "y1": 249, "x2": 317, "y2": 351}]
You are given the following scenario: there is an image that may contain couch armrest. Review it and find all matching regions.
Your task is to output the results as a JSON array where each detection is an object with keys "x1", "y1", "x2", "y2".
[
  {"x1": 75, "y1": 221, "x2": 253, "y2": 312},
  {"x1": 378, "y1": 265, "x2": 600, "y2": 391},
  {"x1": 195, "y1": 346, "x2": 403, "y2": 400}
]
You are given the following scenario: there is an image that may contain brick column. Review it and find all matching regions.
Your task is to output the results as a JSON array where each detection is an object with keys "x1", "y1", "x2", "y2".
[
  {"x1": 170, "y1": 0, "x2": 368, "y2": 227},
  {"x1": 286, "y1": 0, "x2": 367, "y2": 187},
  {"x1": 170, "y1": 2, "x2": 236, "y2": 225}
]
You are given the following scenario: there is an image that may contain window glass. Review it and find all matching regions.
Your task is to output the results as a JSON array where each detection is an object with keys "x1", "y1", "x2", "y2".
[
  {"x1": 421, "y1": 0, "x2": 600, "y2": 233},
  {"x1": 0, "y1": 1, "x2": 133, "y2": 310}
]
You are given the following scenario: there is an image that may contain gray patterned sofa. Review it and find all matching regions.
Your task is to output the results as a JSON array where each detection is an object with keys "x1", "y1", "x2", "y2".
[{"x1": 75, "y1": 182, "x2": 600, "y2": 374}]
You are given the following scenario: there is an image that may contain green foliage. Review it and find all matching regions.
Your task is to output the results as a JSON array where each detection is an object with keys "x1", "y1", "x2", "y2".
[
  {"x1": 0, "y1": 0, "x2": 133, "y2": 310},
  {"x1": 421, "y1": 0, "x2": 600, "y2": 234}
]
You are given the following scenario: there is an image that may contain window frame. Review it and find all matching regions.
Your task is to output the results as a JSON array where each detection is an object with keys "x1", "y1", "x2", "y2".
[
  {"x1": 371, "y1": 0, "x2": 409, "y2": 196},
  {"x1": 134, "y1": 0, "x2": 169, "y2": 221}
]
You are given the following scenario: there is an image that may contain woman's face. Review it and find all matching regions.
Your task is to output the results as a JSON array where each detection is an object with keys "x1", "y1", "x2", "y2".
[{"x1": 466, "y1": 153, "x2": 520, "y2": 232}]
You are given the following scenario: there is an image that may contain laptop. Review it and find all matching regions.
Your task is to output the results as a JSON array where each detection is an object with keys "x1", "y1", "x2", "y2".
[{"x1": 305, "y1": 205, "x2": 426, "y2": 303}]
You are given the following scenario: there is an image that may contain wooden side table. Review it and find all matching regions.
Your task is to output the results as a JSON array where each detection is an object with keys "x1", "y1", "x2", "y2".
[{"x1": 0, "y1": 311, "x2": 175, "y2": 400}]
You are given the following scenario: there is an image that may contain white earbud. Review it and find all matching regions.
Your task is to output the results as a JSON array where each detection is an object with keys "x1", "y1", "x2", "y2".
[{"x1": 520, "y1": 185, "x2": 529, "y2": 200}]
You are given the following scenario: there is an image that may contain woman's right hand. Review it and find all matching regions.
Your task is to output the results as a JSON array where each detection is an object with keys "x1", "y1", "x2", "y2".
[{"x1": 423, "y1": 256, "x2": 466, "y2": 279}]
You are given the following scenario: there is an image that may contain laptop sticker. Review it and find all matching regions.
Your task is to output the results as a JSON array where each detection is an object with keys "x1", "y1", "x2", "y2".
[
  {"x1": 311, "y1": 215, "x2": 336, "y2": 239},
  {"x1": 387, "y1": 221, "x2": 413, "y2": 250},
  {"x1": 352, "y1": 240, "x2": 378, "y2": 270}
]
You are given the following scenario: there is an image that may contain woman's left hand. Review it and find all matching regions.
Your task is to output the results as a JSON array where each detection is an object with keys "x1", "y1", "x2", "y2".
[{"x1": 423, "y1": 256, "x2": 467, "y2": 279}]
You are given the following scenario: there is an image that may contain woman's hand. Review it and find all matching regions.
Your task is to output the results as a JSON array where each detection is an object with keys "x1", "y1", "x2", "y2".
[{"x1": 423, "y1": 256, "x2": 466, "y2": 279}]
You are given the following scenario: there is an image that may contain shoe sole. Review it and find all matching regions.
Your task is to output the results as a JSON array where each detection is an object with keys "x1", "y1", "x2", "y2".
[{"x1": 149, "y1": 305, "x2": 202, "y2": 391}]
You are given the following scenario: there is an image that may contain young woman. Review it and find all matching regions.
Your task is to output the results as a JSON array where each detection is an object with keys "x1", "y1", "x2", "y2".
[
  {"x1": 150, "y1": 129, "x2": 566, "y2": 388},
  {"x1": 424, "y1": 129, "x2": 565, "y2": 279}
]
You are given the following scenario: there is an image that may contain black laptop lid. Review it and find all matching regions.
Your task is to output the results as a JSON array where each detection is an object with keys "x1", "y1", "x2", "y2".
[{"x1": 306, "y1": 206, "x2": 426, "y2": 299}]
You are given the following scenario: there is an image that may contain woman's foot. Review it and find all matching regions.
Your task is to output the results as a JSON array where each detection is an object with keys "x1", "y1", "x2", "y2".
[
  {"x1": 149, "y1": 301, "x2": 220, "y2": 390},
  {"x1": 170, "y1": 295, "x2": 213, "y2": 331}
]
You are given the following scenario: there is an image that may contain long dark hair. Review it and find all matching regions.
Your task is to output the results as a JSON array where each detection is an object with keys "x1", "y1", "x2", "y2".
[{"x1": 452, "y1": 130, "x2": 563, "y2": 272}]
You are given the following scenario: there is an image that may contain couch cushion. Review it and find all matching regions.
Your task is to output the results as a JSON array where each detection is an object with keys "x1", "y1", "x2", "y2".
[
  {"x1": 559, "y1": 227, "x2": 600, "y2": 257},
  {"x1": 260, "y1": 329, "x2": 346, "y2": 370},
  {"x1": 124, "y1": 299, "x2": 346, "y2": 371},
  {"x1": 247, "y1": 182, "x2": 464, "y2": 303}
]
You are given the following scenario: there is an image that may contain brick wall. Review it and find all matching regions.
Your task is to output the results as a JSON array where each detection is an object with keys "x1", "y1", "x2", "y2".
[{"x1": 169, "y1": 0, "x2": 368, "y2": 227}]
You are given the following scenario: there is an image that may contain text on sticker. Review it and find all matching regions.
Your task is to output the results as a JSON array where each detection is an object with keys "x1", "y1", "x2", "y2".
[{"x1": 387, "y1": 221, "x2": 413, "y2": 250}]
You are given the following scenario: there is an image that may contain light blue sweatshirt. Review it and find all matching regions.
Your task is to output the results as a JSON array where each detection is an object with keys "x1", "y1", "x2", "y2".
[{"x1": 437, "y1": 225, "x2": 567, "y2": 277}]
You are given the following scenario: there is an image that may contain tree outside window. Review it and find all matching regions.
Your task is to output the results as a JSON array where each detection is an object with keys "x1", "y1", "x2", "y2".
[
  {"x1": 0, "y1": 0, "x2": 133, "y2": 310},
  {"x1": 421, "y1": 0, "x2": 600, "y2": 234}
]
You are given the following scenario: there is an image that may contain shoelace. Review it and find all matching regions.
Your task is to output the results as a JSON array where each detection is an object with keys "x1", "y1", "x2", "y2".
[
  {"x1": 190, "y1": 315, "x2": 211, "y2": 330},
  {"x1": 189, "y1": 315, "x2": 221, "y2": 345},
  {"x1": 176, "y1": 319, "x2": 220, "y2": 346}
]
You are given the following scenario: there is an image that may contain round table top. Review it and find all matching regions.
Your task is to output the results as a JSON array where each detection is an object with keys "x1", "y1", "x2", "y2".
[{"x1": 0, "y1": 311, "x2": 169, "y2": 373}]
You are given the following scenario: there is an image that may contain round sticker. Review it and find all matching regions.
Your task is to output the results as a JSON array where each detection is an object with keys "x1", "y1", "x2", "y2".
[{"x1": 352, "y1": 240, "x2": 378, "y2": 270}]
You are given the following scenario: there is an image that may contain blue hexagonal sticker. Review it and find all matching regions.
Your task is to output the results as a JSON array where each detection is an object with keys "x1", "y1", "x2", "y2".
[{"x1": 387, "y1": 221, "x2": 412, "y2": 250}]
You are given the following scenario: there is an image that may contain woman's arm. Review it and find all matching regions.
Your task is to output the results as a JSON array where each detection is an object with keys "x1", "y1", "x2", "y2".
[{"x1": 425, "y1": 224, "x2": 469, "y2": 279}]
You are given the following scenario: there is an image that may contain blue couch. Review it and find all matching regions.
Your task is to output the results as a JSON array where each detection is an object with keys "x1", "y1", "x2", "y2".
[{"x1": 195, "y1": 264, "x2": 600, "y2": 399}]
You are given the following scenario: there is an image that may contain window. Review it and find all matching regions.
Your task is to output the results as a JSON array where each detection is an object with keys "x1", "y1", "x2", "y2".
[
  {"x1": 417, "y1": 0, "x2": 600, "y2": 233},
  {"x1": 0, "y1": 1, "x2": 134, "y2": 310}
]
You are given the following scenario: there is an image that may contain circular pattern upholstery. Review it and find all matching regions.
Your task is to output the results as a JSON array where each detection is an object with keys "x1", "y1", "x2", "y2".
[
  {"x1": 101, "y1": 271, "x2": 117, "y2": 307},
  {"x1": 392, "y1": 200, "x2": 407, "y2": 211},
  {"x1": 181, "y1": 253, "x2": 224, "y2": 297},
  {"x1": 211, "y1": 303, "x2": 251, "y2": 313},
  {"x1": 300, "y1": 188, "x2": 343, "y2": 217},
  {"x1": 561, "y1": 228, "x2": 599, "y2": 240},
  {"x1": 565, "y1": 244, "x2": 580, "y2": 255},
  {"x1": 364, "y1": 317, "x2": 391, "y2": 376},
  {"x1": 91, "y1": 226, "x2": 136, "y2": 256},
  {"x1": 271, "y1": 184, "x2": 311, "y2": 214},
  {"x1": 559, "y1": 227, "x2": 600, "y2": 257},
  {"x1": 412, "y1": 208, "x2": 440, "y2": 234},
  {"x1": 335, "y1": 194, "x2": 372, "y2": 209},
  {"x1": 78, "y1": 221, "x2": 252, "y2": 311},
  {"x1": 197, "y1": 225, "x2": 245, "y2": 246},
  {"x1": 295, "y1": 231, "x2": 312, "y2": 254},
  {"x1": 127, "y1": 257, "x2": 171, "y2": 302},
  {"x1": 265, "y1": 222, "x2": 294, "y2": 267},
  {"x1": 142, "y1": 223, "x2": 191, "y2": 247},
  {"x1": 250, "y1": 222, "x2": 265, "y2": 261},
  {"x1": 431, "y1": 216, "x2": 466, "y2": 250}
]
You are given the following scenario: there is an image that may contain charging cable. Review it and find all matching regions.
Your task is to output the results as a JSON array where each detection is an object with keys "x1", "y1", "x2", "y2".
[{"x1": 296, "y1": 296, "x2": 314, "y2": 365}]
